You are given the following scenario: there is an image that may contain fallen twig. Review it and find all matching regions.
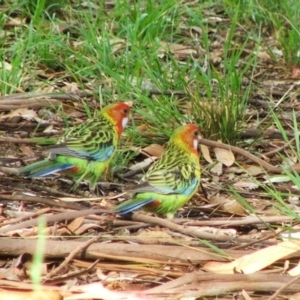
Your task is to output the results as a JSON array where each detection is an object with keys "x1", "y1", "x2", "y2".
[
  {"x1": 199, "y1": 138, "x2": 283, "y2": 173},
  {"x1": 44, "y1": 235, "x2": 102, "y2": 279},
  {"x1": 131, "y1": 213, "x2": 253, "y2": 243},
  {"x1": 0, "y1": 208, "x2": 109, "y2": 234}
]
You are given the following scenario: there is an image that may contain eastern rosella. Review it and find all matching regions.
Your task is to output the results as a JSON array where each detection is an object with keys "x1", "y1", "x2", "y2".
[
  {"x1": 20, "y1": 102, "x2": 132, "y2": 191},
  {"x1": 115, "y1": 124, "x2": 201, "y2": 218}
]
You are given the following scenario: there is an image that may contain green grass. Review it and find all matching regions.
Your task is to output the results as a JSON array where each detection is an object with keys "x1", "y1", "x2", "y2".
[
  {"x1": 224, "y1": 0, "x2": 300, "y2": 66},
  {"x1": 1, "y1": 0, "x2": 257, "y2": 143},
  {"x1": 30, "y1": 216, "x2": 46, "y2": 289}
]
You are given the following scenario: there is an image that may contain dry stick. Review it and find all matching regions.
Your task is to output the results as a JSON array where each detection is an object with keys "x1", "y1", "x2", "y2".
[
  {"x1": 0, "y1": 101, "x2": 60, "y2": 111},
  {"x1": 0, "y1": 208, "x2": 109, "y2": 234},
  {"x1": 45, "y1": 259, "x2": 100, "y2": 284},
  {"x1": 44, "y1": 235, "x2": 102, "y2": 279},
  {"x1": 0, "y1": 194, "x2": 85, "y2": 210},
  {"x1": 199, "y1": 138, "x2": 282, "y2": 173},
  {"x1": 145, "y1": 273, "x2": 300, "y2": 295},
  {"x1": 145, "y1": 271, "x2": 199, "y2": 294},
  {"x1": 262, "y1": 137, "x2": 295, "y2": 157},
  {"x1": 274, "y1": 84, "x2": 295, "y2": 109},
  {"x1": 0, "y1": 137, "x2": 37, "y2": 144},
  {"x1": 26, "y1": 184, "x2": 77, "y2": 198},
  {"x1": 241, "y1": 128, "x2": 294, "y2": 140},
  {"x1": 73, "y1": 259, "x2": 184, "y2": 277},
  {"x1": 0, "y1": 123, "x2": 49, "y2": 130},
  {"x1": 2, "y1": 208, "x2": 51, "y2": 226},
  {"x1": 131, "y1": 213, "x2": 252, "y2": 243},
  {"x1": 0, "y1": 237, "x2": 265, "y2": 264},
  {"x1": 267, "y1": 274, "x2": 300, "y2": 300},
  {"x1": 0, "y1": 91, "x2": 86, "y2": 101},
  {"x1": 181, "y1": 215, "x2": 294, "y2": 227},
  {"x1": 230, "y1": 232, "x2": 278, "y2": 250}
]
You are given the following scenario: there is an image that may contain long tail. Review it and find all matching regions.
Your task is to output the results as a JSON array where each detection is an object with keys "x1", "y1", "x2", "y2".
[
  {"x1": 115, "y1": 198, "x2": 154, "y2": 215},
  {"x1": 19, "y1": 159, "x2": 74, "y2": 178}
]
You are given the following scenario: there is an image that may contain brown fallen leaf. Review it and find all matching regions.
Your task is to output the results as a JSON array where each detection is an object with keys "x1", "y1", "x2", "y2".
[
  {"x1": 288, "y1": 260, "x2": 300, "y2": 276},
  {"x1": 0, "y1": 108, "x2": 45, "y2": 123},
  {"x1": 67, "y1": 217, "x2": 85, "y2": 233},
  {"x1": 243, "y1": 165, "x2": 265, "y2": 176},
  {"x1": 214, "y1": 145, "x2": 235, "y2": 167},
  {"x1": 0, "y1": 61, "x2": 12, "y2": 71},
  {"x1": 142, "y1": 144, "x2": 165, "y2": 157},
  {"x1": 73, "y1": 223, "x2": 101, "y2": 235},
  {"x1": 158, "y1": 42, "x2": 198, "y2": 60},
  {"x1": 200, "y1": 144, "x2": 213, "y2": 164},
  {"x1": 289, "y1": 291, "x2": 300, "y2": 300},
  {"x1": 210, "y1": 161, "x2": 223, "y2": 175},
  {"x1": 232, "y1": 180, "x2": 259, "y2": 190},
  {"x1": 204, "y1": 240, "x2": 300, "y2": 274},
  {"x1": 241, "y1": 289, "x2": 254, "y2": 300},
  {"x1": 210, "y1": 195, "x2": 245, "y2": 215}
]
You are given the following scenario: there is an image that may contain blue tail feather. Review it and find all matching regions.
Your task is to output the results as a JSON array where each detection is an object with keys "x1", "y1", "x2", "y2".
[
  {"x1": 26, "y1": 163, "x2": 74, "y2": 178},
  {"x1": 116, "y1": 198, "x2": 154, "y2": 215}
]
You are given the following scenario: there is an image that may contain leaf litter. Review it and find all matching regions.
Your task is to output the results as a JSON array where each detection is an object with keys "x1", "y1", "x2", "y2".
[{"x1": 1, "y1": 2, "x2": 300, "y2": 300}]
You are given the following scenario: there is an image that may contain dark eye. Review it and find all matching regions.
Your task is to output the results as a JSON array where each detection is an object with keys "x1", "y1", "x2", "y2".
[
  {"x1": 193, "y1": 130, "x2": 199, "y2": 136},
  {"x1": 123, "y1": 109, "x2": 129, "y2": 114}
]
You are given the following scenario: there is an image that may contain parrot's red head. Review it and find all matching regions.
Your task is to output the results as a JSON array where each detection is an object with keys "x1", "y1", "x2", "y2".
[
  {"x1": 171, "y1": 123, "x2": 200, "y2": 155},
  {"x1": 102, "y1": 101, "x2": 133, "y2": 137}
]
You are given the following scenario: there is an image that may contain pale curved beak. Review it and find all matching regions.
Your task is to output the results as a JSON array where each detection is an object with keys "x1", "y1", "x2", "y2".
[
  {"x1": 193, "y1": 138, "x2": 199, "y2": 150},
  {"x1": 122, "y1": 117, "x2": 129, "y2": 129}
]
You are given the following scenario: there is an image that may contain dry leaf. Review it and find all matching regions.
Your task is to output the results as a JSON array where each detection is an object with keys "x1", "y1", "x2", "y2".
[
  {"x1": 20, "y1": 145, "x2": 35, "y2": 156},
  {"x1": 210, "y1": 161, "x2": 223, "y2": 175},
  {"x1": 128, "y1": 157, "x2": 158, "y2": 172},
  {"x1": 0, "y1": 61, "x2": 12, "y2": 71},
  {"x1": 288, "y1": 260, "x2": 300, "y2": 276},
  {"x1": 67, "y1": 217, "x2": 84, "y2": 232},
  {"x1": 200, "y1": 144, "x2": 213, "y2": 164},
  {"x1": 289, "y1": 292, "x2": 300, "y2": 300},
  {"x1": 256, "y1": 50, "x2": 271, "y2": 61},
  {"x1": 1, "y1": 108, "x2": 38, "y2": 121},
  {"x1": 292, "y1": 162, "x2": 300, "y2": 172},
  {"x1": 264, "y1": 175, "x2": 291, "y2": 183},
  {"x1": 75, "y1": 223, "x2": 100, "y2": 235},
  {"x1": 232, "y1": 180, "x2": 259, "y2": 190},
  {"x1": 158, "y1": 42, "x2": 197, "y2": 60},
  {"x1": 222, "y1": 199, "x2": 245, "y2": 215},
  {"x1": 62, "y1": 82, "x2": 80, "y2": 93},
  {"x1": 170, "y1": 44, "x2": 198, "y2": 60},
  {"x1": 214, "y1": 147, "x2": 235, "y2": 167},
  {"x1": 203, "y1": 16, "x2": 223, "y2": 24},
  {"x1": 241, "y1": 289, "x2": 254, "y2": 300},
  {"x1": 5, "y1": 17, "x2": 27, "y2": 27},
  {"x1": 109, "y1": 37, "x2": 126, "y2": 53},
  {"x1": 142, "y1": 144, "x2": 165, "y2": 157},
  {"x1": 204, "y1": 240, "x2": 300, "y2": 274},
  {"x1": 244, "y1": 165, "x2": 264, "y2": 176},
  {"x1": 210, "y1": 195, "x2": 245, "y2": 215}
]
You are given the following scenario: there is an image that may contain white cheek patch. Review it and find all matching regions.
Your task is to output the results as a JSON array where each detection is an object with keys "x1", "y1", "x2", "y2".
[
  {"x1": 193, "y1": 139, "x2": 198, "y2": 150},
  {"x1": 122, "y1": 117, "x2": 129, "y2": 129}
]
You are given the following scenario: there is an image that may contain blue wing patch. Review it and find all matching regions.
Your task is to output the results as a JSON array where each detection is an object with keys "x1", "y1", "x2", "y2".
[{"x1": 116, "y1": 198, "x2": 154, "y2": 215}]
